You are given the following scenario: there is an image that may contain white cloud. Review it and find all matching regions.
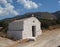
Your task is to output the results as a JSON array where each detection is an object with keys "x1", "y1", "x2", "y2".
[
  {"x1": 0, "y1": 0, "x2": 19, "y2": 16},
  {"x1": 17, "y1": 0, "x2": 38, "y2": 9},
  {"x1": 7, "y1": 0, "x2": 13, "y2": 3},
  {"x1": 58, "y1": 1, "x2": 60, "y2": 4},
  {"x1": 0, "y1": 0, "x2": 7, "y2": 5},
  {"x1": 39, "y1": 3, "x2": 42, "y2": 6}
]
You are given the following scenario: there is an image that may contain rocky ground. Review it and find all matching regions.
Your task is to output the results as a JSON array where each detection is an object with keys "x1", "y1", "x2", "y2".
[
  {"x1": 15, "y1": 28, "x2": 60, "y2": 47},
  {"x1": 0, "y1": 28, "x2": 60, "y2": 47},
  {"x1": 0, "y1": 37, "x2": 16, "y2": 47}
]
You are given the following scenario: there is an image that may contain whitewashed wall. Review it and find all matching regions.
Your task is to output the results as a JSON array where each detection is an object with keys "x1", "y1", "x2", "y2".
[
  {"x1": 7, "y1": 20, "x2": 23, "y2": 39},
  {"x1": 7, "y1": 31, "x2": 22, "y2": 39},
  {"x1": 8, "y1": 21, "x2": 23, "y2": 31},
  {"x1": 7, "y1": 17, "x2": 42, "y2": 40},
  {"x1": 23, "y1": 17, "x2": 42, "y2": 39}
]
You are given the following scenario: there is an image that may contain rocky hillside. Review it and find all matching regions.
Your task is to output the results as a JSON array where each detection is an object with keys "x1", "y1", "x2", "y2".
[
  {"x1": 0, "y1": 11, "x2": 60, "y2": 31},
  {"x1": 52, "y1": 11, "x2": 60, "y2": 19},
  {"x1": 2, "y1": 12, "x2": 57, "y2": 22}
]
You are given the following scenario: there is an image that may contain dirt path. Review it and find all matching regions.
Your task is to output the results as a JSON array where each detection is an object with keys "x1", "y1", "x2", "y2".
[
  {"x1": 0, "y1": 37, "x2": 16, "y2": 47},
  {"x1": 0, "y1": 29, "x2": 60, "y2": 47},
  {"x1": 16, "y1": 29, "x2": 60, "y2": 47}
]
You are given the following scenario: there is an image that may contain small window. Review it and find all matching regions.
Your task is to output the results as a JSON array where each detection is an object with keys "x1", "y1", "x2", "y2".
[{"x1": 33, "y1": 21, "x2": 35, "y2": 23}]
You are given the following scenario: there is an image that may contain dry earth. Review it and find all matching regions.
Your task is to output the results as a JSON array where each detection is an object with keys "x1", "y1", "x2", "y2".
[
  {"x1": 16, "y1": 28, "x2": 60, "y2": 47},
  {"x1": 0, "y1": 28, "x2": 60, "y2": 47},
  {"x1": 0, "y1": 37, "x2": 16, "y2": 47}
]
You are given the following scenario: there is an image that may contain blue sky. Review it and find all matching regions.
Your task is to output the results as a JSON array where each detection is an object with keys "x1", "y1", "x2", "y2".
[{"x1": 0, "y1": 0, "x2": 60, "y2": 20}]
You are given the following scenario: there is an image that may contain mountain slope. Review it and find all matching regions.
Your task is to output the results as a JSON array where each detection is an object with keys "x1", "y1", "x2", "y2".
[
  {"x1": 1, "y1": 12, "x2": 57, "y2": 23},
  {"x1": 52, "y1": 11, "x2": 60, "y2": 19}
]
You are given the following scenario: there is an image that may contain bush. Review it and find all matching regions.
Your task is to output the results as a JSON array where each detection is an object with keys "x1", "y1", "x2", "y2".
[
  {"x1": 0, "y1": 20, "x2": 8, "y2": 32},
  {"x1": 39, "y1": 19, "x2": 58, "y2": 29}
]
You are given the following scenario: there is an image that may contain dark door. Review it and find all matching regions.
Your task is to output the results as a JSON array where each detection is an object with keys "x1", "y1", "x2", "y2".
[{"x1": 32, "y1": 26, "x2": 36, "y2": 37}]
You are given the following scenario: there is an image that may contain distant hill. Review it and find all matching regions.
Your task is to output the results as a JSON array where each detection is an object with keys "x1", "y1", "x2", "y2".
[
  {"x1": 2, "y1": 12, "x2": 57, "y2": 23},
  {"x1": 52, "y1": 11, "x2": 60, "y2": 19},
  {"x1": 24, "y1": 12, "x2": 57, "y2": 20},
  {"x1": 0, "y1": 11, "x2": 60, "y2": 31}
]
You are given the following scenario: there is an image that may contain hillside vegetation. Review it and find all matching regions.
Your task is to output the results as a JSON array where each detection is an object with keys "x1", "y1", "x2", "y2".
[{"x1": 0, "y1": 11, "x2": 60, "y2": 32}]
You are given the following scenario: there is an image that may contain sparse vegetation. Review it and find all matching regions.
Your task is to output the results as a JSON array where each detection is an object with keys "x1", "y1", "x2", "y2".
[
  {"x1": 39, "y1": 19, "x2": 60, "y2": 29},
  {"x1": 0, "y1": 11, "x2": 60, "y2": 32},
  {"x1": 0, "y1": 20, "x2": 8, "y2": 32}
]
